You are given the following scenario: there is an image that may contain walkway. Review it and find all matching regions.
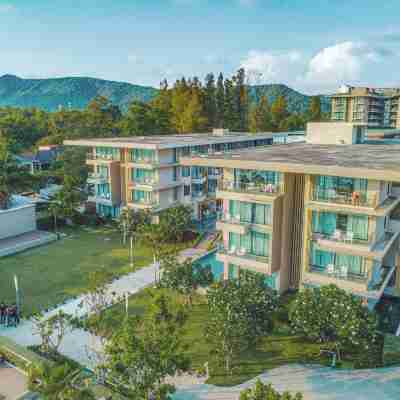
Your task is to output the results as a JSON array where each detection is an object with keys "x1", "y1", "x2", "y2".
[{"x1": 172, "y1": 364, "x2": 400, "y2": 400}]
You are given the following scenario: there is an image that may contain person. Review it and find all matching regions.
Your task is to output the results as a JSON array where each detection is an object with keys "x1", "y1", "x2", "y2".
[{"x1": 0, "y1": 302, "x2": 6, "y2": 325}]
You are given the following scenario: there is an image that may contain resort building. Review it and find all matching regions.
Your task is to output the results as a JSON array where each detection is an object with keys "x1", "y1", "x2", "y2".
[
  {"x1": 181, "y1": 122, "x2": 400, "y2": 306},
  {"x1": 64, "y1": 130, "x2": 287, "y2": 220},
  {"x1": 331, "y1": 85, "x2": 400, "y2": 128}
]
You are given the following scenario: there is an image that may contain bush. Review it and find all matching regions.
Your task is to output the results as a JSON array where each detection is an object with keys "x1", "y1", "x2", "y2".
[{"x1": 290, "y1": 285, "x2": 379, "y2": 356}]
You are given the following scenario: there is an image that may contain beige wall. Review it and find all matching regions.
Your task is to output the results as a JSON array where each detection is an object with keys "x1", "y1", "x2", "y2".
[{"x1": 306, "y1": 122, "x2": 365, "y2": 145}]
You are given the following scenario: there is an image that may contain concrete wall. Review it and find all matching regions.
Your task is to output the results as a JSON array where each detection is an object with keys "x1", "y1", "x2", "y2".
[
  {"x1": 0, "y1": 198, "x2": 36, "y2": 240},
  {"x1": 158, "y1": 149, "x2": 175, "y2": 164},
  {"x1": 306, "y1": 122, "x2": 366, "y2": 145}
]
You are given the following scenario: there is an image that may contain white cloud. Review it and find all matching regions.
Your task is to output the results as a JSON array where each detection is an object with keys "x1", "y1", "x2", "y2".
[
  {"x1": 240, "y1": 49, "x2": 305, "y2": 84},
  {"x1": 239, "y1": 41, "x2": 394, "y2": 93},
  {"x1": 0, "y1": 3, "x2": 15, "y2": 12},
  {"x1": 305, "y1": 42, "x2": 381, "y2": 88}
]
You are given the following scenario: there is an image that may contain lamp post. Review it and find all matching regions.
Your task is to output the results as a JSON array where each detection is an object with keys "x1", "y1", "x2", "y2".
[
  {"x1": 129, "y1": 235, "x2": 134, "y2": 269},
  {"x1": 14, "y1": 275, "x2": 20, "y2": 317}
]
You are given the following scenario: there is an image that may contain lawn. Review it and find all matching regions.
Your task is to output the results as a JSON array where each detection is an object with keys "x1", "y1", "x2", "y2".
[
  {"x1": 0, "y1": 225, "x2": 185, "y2": 316},
  {"x1": 90, "y1": 288, "x2": 328, "y2": 386}
]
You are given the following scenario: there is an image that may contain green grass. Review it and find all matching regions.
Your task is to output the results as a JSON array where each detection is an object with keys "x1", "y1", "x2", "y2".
[
  {"x1": 91, "y1": 288, "x2": 329, "y2": 386},
  {"x1": 0, "y1": 225, "x2": 184, "y2": 316}
]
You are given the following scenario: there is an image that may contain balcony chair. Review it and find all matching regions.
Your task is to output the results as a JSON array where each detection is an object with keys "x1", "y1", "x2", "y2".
[
  {"x1": 327, "y1": 264, "x2": 335, "y2": 276},
  {"x1": 345, "y1": 231, "x2": 354, "y2": 243},
  {"x1": 339, "y1": 265, "x2": 348, "y2": 279},
  {"x1": 228, "y1": 246, "x2": 236, "y2": 255}
]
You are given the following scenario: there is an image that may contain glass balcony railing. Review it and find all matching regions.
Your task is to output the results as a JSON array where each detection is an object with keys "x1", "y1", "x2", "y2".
[
  {"x1": 87, "y1": 173, "x2": 109, "y2": 183},
  {"x1": 218, "y1": 180, "x2": 282, "y2": 196},
  {"x1": 218, "y1": 243, "x2": 270, "y2": 264},
  {"x1": 129, "y1": 177, "x2": 158, "y2": 186},
  {"x1": 95, "y1": 192, "x2": 112, "y2": 200},
  {"x1": 308, "y1": 264, "x2": 368, "y2": 284},
  {"x1": 129, "y1": 197, "x2": 158, "y2": 206},
  {"x1": 312, "y1": 230, "x2": 370, "y2": 246},
  {"x1": 312, "y1": 188, "x2": 377, "y2": 208},
  {"x1": 87, "y1": 153, "x2": 120, "y2": 161}
]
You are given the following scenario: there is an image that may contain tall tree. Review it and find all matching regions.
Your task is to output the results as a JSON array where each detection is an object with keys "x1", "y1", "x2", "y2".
[
  {"x1": 204, "y1": 73, "x2": 217, "y2": 129},
  {"x1": 270, "y1": 95, "x2": 289, "y2": 131},
  {"x1": 239, "y1": 379, "x2": 303, "y2": 400},
  {"x1": 233, "y1": 68, "x2": 248, "y2": 131},
  {"x1": 309, "y1": 96, "x2": 322, "y2": 121},
  {"x1": 249, "y1": 95, "x2": 272, "y2": 133},
  {"x1": 215, "y1": 73, "x2": 225, "y2": 128},
  {"x1": 223, "y1": 78, "x2": 236, "y2": 131}
]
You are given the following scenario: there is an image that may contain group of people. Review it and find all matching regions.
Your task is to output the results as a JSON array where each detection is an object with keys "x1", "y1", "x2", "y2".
[{"x1": 0, "y1": 302, "x2": 20, "y2": 327}]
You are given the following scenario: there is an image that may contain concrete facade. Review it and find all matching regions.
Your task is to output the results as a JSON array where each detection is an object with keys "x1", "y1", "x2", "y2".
[
  {"x1": 0, "y1": 196, "x2": 36, "y2": 240},
  {"x1": 181, "y1": 122, "x2": 400, "y2": 303},
  {"x1": 65, "y1": 131, "x2": 287, "y2": 220}
]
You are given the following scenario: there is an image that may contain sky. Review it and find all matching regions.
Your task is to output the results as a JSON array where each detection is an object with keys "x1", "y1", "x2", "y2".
[{"x1": 1, "y1": 0, "x2": 400, "y2": 94}]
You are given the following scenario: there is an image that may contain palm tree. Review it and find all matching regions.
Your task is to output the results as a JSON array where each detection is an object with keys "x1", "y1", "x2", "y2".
[{"x1": 28, "y1": 362, "x2": 96, "y2": 400}]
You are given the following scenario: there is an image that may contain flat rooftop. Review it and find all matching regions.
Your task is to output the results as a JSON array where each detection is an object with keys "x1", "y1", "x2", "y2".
[
  {"x1": 181, "y1": 143, "x2": 400, "y2": 181},
  {"x1": 64, "y1": 131, "x2": 286, "y2": 150}
]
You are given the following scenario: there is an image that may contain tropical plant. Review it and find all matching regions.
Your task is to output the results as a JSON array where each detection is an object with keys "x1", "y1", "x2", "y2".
[
  {"x1": 239, "y1": 379, "x2": 303, "y2": 400},
  {"x1": 103, "y1": 294, "x2": 189, "y2": 400},
  {"x1": 28, "y1": 362, "x2": 95, "y2": 400},
  {"x1": 206, "y1": 272, "x2": 277, "y2": 373},
  {"x1": 289, "y1": 284, "x2": 379, "y2": 357},
  {"x1": 159, "y1": 204, "x2": 193, "y2": 243},
  {"x1": 159, "y1": 255, "x2": 213, "y2": 305}
]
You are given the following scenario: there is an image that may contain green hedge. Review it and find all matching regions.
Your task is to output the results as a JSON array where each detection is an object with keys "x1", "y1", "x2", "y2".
[{"x1": 0, "y1": 336, "x2": 44, "y2": 371}]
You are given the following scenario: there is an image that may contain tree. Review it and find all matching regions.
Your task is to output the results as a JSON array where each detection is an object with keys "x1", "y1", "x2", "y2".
[
  {"x1": 224, "y1": 78, "x2": 236, "y2": 130},
  {"x1": 28, "y1": 362, "x2": 95, "y2": 400},
  {"x1": 270, "y1": 95, "x2": 289, "y2": 130},
  {"x1": 309, "y1": 96, "x2": 322, "y2": 121},
  {"x1": 159, "y1": 204, "x2": 193, "y2": 243},
  {"x1": 103, "y1": 294, "x2": 189, "y2": 399},
  {"x1": 249, "y1": 95, "x2": 272, "y2": 133},
  {"x1": 279, "y1": 113, "x2": 305, "y2": 132},
  {"x1": 239, "y1": 379, "x2": 303, "y2": 400},
  {"x1": 204, "y1": 73, "x2": 216, "y2": 129},
  {"x1": 159, "y1": 255, "x2": 213, "y2": 305},
  {"x1": 31, "y1": 311, "x2": 72, "y2": 355},
  {"x1": 233, "y1": 68, "x2": 248, "y2": 131},
  {"x1": 289, "y1": 285, "x2": 379, "y2": 356},
  {"x1": 206, "y1": 273, "x2": 277, "y2": 373},
  {"x1": 215, "y1": 73, "x2": 225, "y2": 128}
]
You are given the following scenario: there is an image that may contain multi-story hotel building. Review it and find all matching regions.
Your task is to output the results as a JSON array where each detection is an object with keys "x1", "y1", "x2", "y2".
[
  {"x1": 181, "y1": 122, "x2": 400, "y2": 306},
  {"x1": 331, "y1": 85, "x2": 400, "y2": 128},
  {"x1": 64, "y1": 130, "x2": 287, "y2": 220}
]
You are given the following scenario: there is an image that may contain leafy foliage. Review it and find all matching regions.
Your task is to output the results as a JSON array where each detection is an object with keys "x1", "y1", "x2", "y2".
[
  {"x1": 206, "y1": 271, "x2": 277, "y2": 373},
  {"x1": 289, "y1": 285, "x2": 379, "y2": 354},
  {"x1": 239, "y1": 379, "x2": 303, "y2": 400}
]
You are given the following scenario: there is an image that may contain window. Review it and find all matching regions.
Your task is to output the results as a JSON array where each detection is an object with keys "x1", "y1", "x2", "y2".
[
  {"x1": 184, "y1": 185, "x2": 191, "y2": 196},
  {"x1": 182, "y1": 166, "x2": 190, "y2": 177},
  {"x1": 229, "y1": 200, "x2": 272, "y2": 225}
]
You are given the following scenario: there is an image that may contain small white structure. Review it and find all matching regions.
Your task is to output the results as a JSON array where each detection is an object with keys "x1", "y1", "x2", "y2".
[{"x1": 0, "y1": 195, "x2": 36, "y2": 240}]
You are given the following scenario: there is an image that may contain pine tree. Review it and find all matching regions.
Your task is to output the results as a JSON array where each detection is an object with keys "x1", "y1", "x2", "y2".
[
  {"x1": 249, "y1": 95, "x2": 271, "y2": 133},
  {"x1": 234, "y1": 68, "x2": 248, "y2": 131},
  {"x1": 204, "y1": 73, "x2": 216, "y2": 129},
  {"x1": 309, "y1": 96, "x2": 322, "y2": 121},
  {"x1": 224, "y1": 78, "x2": 236, "y2": 130},
  {"x1": 270, "y1": 95, "x2": 288, "y2": 131},
  {"x1": 215, "y1": 73, "x2": 225, "y2": 128}
]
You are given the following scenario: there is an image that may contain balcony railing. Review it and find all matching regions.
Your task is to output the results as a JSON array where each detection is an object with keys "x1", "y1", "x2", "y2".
[
  {"x1": 218, "y1": 180, "x2": 282, "y2": 196},
  {"x1": 218, "y1": 243, "x2": 270, "y2": 264},
  {"x1": 219, "y1": 212, "x2": 272, "y2": 227},
  {"x1": 95, "y1": 192, "x2": 112, "y2": 200},
  {"x1": 87, "y1": 153, "x2": 120, "y2": 161},
  {"x1": 312, "y1": 188, "x2": 377, "y2": 208},
  {"x1": 129, "y1": 177, "x2": 158, "y2": 187},
  {"x1": 87, "y1": 173, "x2": 109, "y2": 184},
  {"x1": 308, "y1": 264, "x2": 368, "y2": 284},
  {"x1": 312, "y1": 231, "x2": 369, "y2": 246},
  {"x1": 129, "y1": 197, "x2": 158, "y2": 206}
]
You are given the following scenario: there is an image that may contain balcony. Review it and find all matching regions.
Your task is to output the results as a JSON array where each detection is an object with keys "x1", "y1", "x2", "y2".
[
  {"x1": 128, "y1": 158, "x2": 179, "y2": 169},
  {"x1": 312, "y1": 231, "x2": 398, "y2": 260},
  {"x1": 128, "y1": 197, "x2": 158, "y2": 210},
  {"x1": 303, "y1": 264, "x2": 395, "y2": 300},
  {"x1": 88, "y1": 192, "x2": 114, "y2": 205},
  {"x1": 216, "y1": 244, "x2": 271, "y2": 274},
  {"x1": 217, "y1": 180, "x2": 283, "y2": 203},
  {"x1": 128, "y1": 177, "x2": 158, "y2": 189},
  {"x1": 216, "y1": 212, "x2": 272, "y2": 234},
  {"x1": 311, "y1": 188, "x2": 376, "y2": 208},
  {"x1": 191, "y1": 175, "x2": 207, "y2": 184},
  {"x1": 86, "y1": 153, "x2": 120, "y2": 163},
  {"x1": 87, "y1": 173, "x2": 109, "y2": 185}
]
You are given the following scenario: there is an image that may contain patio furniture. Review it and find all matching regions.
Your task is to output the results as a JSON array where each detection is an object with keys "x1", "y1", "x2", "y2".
[
  {"x1": 339, "y1": 265, "x2": 348, "y2": 279},
  {"x1": 345, "y1": 231, "x2": 354, "y2": 243},
  {"x1": 225, "y1": 213, "x2": 231, "y2": 221},
  {"x1": 327, "y1": 264, "x2": 335, "y2": 275}
]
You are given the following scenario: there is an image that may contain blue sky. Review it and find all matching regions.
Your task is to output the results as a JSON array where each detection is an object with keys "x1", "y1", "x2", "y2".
[{"x1": 1, "y1": 0, "x2": 400, "y2": 93}]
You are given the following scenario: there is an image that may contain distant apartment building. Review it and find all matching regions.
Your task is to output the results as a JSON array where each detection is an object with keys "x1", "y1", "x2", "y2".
[
  {"x1": 182, "y1": 122, "x2": 400, "y2": 306},
  {"x1": 331, "y1": 85, "x2": 400, "y2": 128},
  {"x1": 64, "y1": 130, "x2": 287, "y2": 220}
]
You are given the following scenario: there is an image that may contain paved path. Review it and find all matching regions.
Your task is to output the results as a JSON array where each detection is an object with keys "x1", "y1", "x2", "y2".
[
  {"x1": 0, "y1": 262, "x2": 161, "y2": 367},
  {"x1": 172, "y1": 364, "x2": 400, "y2": 400},
  {"x1": 0, "y1": 363, "x2": 28, "y2": 400}
]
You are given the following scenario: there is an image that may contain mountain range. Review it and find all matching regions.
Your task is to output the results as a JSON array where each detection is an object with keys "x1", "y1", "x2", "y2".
[{"x1": 0, "y1": 74, "x2": 330, "y2": 113}]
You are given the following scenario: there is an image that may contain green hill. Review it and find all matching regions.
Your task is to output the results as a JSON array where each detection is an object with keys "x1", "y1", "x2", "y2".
[
  {"x1": 248, "y1": 84, "x2": 331, "y2": 114},
  {"x1": 0, "y1": 75, "x2": 331, "y2": 114},
  {"x1": 0, "y1": 74, "x2": 158, "y2": 111}
]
